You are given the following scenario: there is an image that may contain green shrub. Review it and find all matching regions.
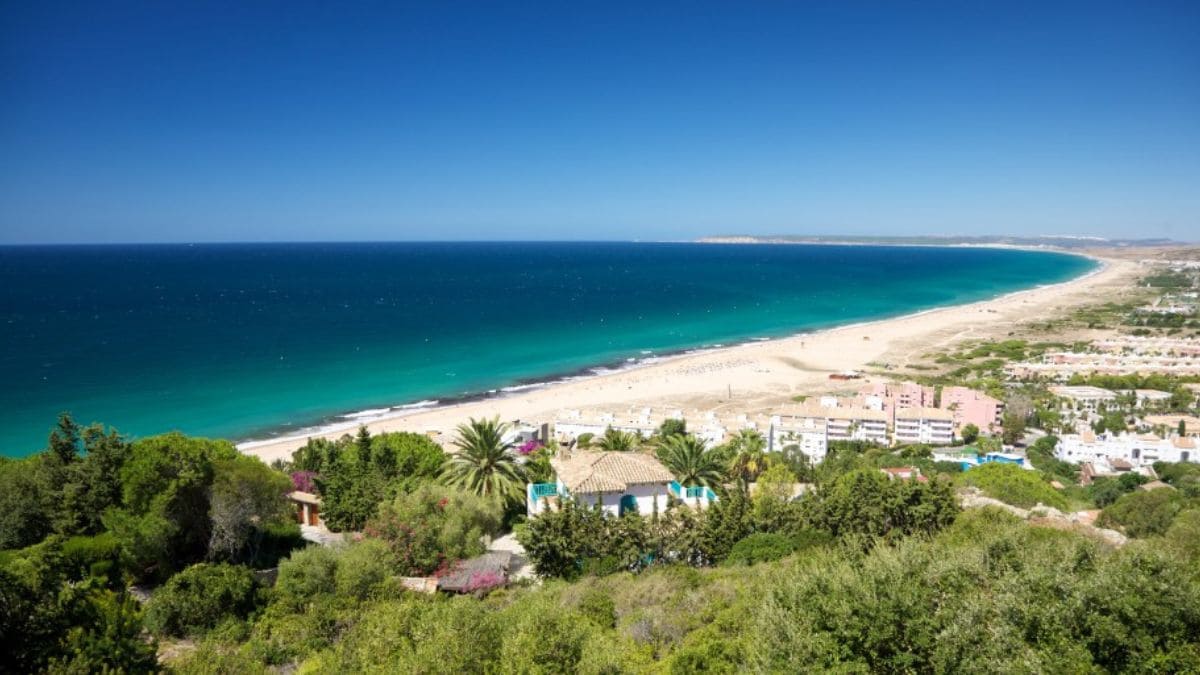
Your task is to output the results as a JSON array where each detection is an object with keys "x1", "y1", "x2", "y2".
[
  {"x1": 958, "y1": 463, "x2": 1067, "y2": 510},
  {"x1": 334, "y1": 539, "x2": 396, "y2": 601},
  {"x1": 143, "y1": 563, "x2": 260, "y2": 637},
  {"x1": 724, "y1": 533, "x2": 796, "y2": 566},
  {"x1": 169, "y1": 640, "x2": 269, "y2": 675},
  {"x1": 499, "y1": 599, "x2": 593, "y2": 673},
  {"x1": 364, "y1": 484, "x2": 502, "y2": 576},
  {"x1": 274, "y1": 545, "x2": 338, "y2": 609},
  {"x1": 60, "y1": 532, "x2": 122, "y2": 583},
  {"x1": 305, "y1": 595, "x2": 501, "y2": 672},
  {"x1": 577, "y1": 588, "x2": 617, "y2": 628},
  {"x1": 247, "y1": 522, "x2": 305, "y2": 569},
  {"x1": 1097, "y1": 490, "x2": 1186, "y2": 538},
  {"x1": 804, "y1": 469, "x2": 960, "y2": 542}
]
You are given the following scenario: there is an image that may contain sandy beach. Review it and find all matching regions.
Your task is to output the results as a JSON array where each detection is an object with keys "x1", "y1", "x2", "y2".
[{"x1": 240, "y1": 255, "x2": 1141, "y2": 464}]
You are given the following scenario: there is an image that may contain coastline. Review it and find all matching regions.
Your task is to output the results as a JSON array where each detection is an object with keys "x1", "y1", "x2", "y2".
[{"x1": 240, "y1": 253, "x2": 1135, "y2": 464}]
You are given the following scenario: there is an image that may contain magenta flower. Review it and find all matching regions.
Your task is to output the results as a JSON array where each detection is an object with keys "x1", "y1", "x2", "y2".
[
  {"x1": 291, "y1": 470, "x2": 318, "y2": 493},
  {"x1": 517, "y1": 439, "x2": 543, "y2": 455},
  {"x1": 464, "y1": 569, "x2": 506, "y2": 593}
]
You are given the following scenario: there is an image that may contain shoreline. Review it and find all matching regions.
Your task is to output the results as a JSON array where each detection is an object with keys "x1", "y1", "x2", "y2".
[{"x1": 240, "y1": 253, "x2": 1129, "y2": 464}]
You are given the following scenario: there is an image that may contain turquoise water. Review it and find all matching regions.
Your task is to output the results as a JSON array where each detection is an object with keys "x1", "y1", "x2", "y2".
[{"x1": 0, "y1": 242, "x2": 1094, "y2": 457}]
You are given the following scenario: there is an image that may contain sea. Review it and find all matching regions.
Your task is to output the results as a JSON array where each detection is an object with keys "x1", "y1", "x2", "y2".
[{"x1": 0, "y1": 242, "x2": 1096, "y2": 457}]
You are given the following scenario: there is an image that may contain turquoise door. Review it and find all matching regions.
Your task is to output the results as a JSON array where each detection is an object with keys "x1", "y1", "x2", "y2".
[{"x1": 619, "y1": 494, "x2": 638, "y2": 516}]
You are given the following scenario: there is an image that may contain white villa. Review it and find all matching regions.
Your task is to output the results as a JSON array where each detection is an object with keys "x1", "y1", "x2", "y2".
[
  {"x1": 1055, "y1": 431, "x2": 1198, "y2": 468},
  {"x1": 1129, "y1": 389, "x2": 1173, "y2": 407},
  {"x1": 525, "y1": 449, "x2": 716, "y2": 517},
  {"x1": 1048, "y1": 385, "x2": 1118, "y2": 411}
]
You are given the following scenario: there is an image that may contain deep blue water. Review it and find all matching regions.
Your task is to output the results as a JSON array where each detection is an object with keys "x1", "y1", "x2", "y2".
[{"x1": 0, "y1": 242, "x2": 1094, "y2": 456}]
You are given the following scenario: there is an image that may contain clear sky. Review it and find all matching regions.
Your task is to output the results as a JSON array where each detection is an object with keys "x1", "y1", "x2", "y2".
[{"x1": 1, "y1": 1, "x2": 1197, "y2": 243}]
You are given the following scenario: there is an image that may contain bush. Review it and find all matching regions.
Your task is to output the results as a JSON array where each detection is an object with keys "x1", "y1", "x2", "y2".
[
  {"x1": 247, "y1": 521, "x2": 305, "y2": 569},
  {"x1": 335, "y1": 539, "x2": 396, "y2": 601},
  {"x1": 803, "y1": 470, "x2": 960, "y2": 542},
  {"x1": 59, "y1": 532, "x2": 122, "y2": 583},
  {"x1": 1098, "y1": 490, "x2": 1186, "y2": 538},
  {"x1": 958, "y1": 463, "x2": 1067, "y2": 510},
  {"x1": 305, "y1": 595, "x2": 502, "y2": 672},
  {"x1": 724, "y1": 533, "x2": 796, "y2": 566},
  {"x1": 143, "y1": 563, "x2": 260, "y2": 637},
  {"x1": 274, "y1": 545, "x2": 339, "y2": 609},
  {"x1": 365, "y1": 485, "x2": 502, "y2": 576}
]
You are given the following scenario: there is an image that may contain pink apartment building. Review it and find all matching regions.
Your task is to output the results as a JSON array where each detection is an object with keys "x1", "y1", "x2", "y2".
[
  {"x1": 939, "y1": 386, "x2": 1004, "y2": 433},
  {"x1": 858, "y1": 381, "x2": 935, "y2": 412}
]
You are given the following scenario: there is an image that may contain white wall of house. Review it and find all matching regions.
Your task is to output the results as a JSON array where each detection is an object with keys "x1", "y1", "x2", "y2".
[
  {"x1": 527, "y1": 481, "x2": 672, "y2": 518},
  {"x1": 575, "y1": 483, "x2": 671, "y2": 517},
  {"x1": 1056, "y1": 433, "x2": 1197, "y2": 467},
  {"x1": 554, "y1": 421, "x2": 608, "y2": 441}
]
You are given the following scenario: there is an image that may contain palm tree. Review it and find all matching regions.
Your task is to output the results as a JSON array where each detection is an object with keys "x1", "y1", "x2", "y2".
[
  {"x1": 442, "y1": 416, "x2": 523, "y2": 503},
  {"x1": 657, "y1": 434, "x2": 725, "y2": 488},
  {"x1": 595, "y1": 427, "x2": 640, "y2": 452},
  {"x1": 728, "y1": 429, "x2": 768, "y2": 483}
]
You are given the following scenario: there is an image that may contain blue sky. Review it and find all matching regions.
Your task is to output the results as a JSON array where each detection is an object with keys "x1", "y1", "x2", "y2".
[{"x1": 1, "y1": 1, "x2": 1197, "y2": 243}]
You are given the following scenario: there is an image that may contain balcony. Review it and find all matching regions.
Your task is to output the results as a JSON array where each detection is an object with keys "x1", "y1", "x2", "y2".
[
  {"x1": 668, "y1": 481, "x2": 719, "y2": 505},
  {"x1": 529, "y1": 482, "x2": 560, "y2": 500}
]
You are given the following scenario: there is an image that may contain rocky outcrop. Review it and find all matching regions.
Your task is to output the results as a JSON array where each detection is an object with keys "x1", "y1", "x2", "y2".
[{"x1": 958, "y1": 487, "x2": 1127, "y2": 546}]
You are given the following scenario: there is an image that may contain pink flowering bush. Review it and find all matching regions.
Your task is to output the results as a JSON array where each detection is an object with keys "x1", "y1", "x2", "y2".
[
  {"x1": 517, "y1": 439, "x2": 544, "y2": 456},
  {"x1": 464, "y1": 569, "x2": 506, "y2": 593},
  {"x1": 290, "y1": 470, "x2": 318, "y2": 493}
]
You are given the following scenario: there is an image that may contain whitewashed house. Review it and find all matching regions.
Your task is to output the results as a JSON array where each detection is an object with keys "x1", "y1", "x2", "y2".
[
  {"x1": 526, "y1": 450, "x2": 714, "y2": 517},
  {"x1": 1056, "y1": 431, "x2": 1198, "y2": 468},
  {"x1": 1048, "y1": 385, "x2": 1119, "y2": 411}
]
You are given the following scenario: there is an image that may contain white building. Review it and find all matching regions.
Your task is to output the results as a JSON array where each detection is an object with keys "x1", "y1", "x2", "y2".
[
  {"x1": 893, "y1": 407, "x2": 955, "y2": 445},
  {"x1": 553, "y1": 409, "x2": 656, "y2": 444},
  {"x1": 1048, "y1": 385, "x2": 1118, "y2": 411},
  {"x1": 770, "y1": 415, "x2": 829, "y2": 463},
  {"x1": 1055, "y1": 431, "x2": 1198, "y2": 468},
  {"x1": 823, "y1": 406, "x2": 890, "y2": 444},
  {"x1": 1129, "y1": 389, "x2": 1173, "y2": 407},
  {"x1": 526, "y1": 449, "x2": 689, "y2": 517}
]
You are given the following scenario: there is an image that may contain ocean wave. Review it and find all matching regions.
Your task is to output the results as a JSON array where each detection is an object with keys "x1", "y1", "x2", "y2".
[
  {"x1": 396, "y1": 399, "x2": 440, "y2": 410},
  {"x1": 340, "y1": 407, "x2": 392, "y2": 419}
]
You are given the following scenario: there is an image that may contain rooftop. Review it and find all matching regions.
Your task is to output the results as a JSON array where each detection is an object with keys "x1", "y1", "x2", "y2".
[
  {"x1": 895, "y1": 406, "x2": 954, "y2": 421},
  {"x1": 1048, "y1": 385, "x2": 1117, "y2": 398},
  {"x1": 550, "y1": 450, "x2": 676, "y2": 494}
]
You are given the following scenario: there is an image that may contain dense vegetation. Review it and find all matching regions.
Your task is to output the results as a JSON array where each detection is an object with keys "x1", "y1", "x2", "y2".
[
  {"x1": 5, "y1": 414, "x2": 1200, "y2": 672},
  {"x1": 159, "y1": 507, "x2": 1200, "y2": 673}
]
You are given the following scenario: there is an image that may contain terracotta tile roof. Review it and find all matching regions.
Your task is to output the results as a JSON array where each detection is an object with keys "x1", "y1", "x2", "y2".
[
  {"x1": 551, "y1": 450, "x2": 676, "y2": 494},
  {"x1": 1173, "y1": 437, "x2": 1197, "y2": 449}
]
